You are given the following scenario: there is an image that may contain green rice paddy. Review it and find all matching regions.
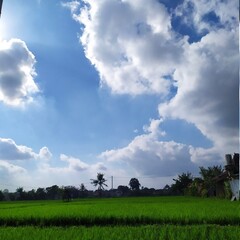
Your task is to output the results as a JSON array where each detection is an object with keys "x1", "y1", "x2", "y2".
[{"x1": 0, "y1": 196, "x2": 239, "y2": 239}]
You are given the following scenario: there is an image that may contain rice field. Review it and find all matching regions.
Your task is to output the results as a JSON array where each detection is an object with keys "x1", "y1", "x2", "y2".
[
  {"x1": 0, "y1": 196, "x2": 239, "y2": 239},
  {"x1": 0, "y1": 225, "x2": 239, "y2": 240}
]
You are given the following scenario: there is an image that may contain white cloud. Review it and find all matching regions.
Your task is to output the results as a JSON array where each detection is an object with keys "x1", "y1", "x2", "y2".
[
  {"x1": 0, "y1": 0, "x2": 233, "y2": 191},
  {"x1": 100, "y1": 119, "x2": 198, "y2": 177},
  {"x1": 90, "y1": 162, "x2": 107, "y2": 172},
  {"x1": 101, "y1": 138, "x2": 197, "y2": 177},
  {"x1": 66, "y1": 0, "x2": 185, "y2": 95},
  {"x1": 159, "y1": 27, "x2": 239, "y2": 154},
  {"x1": 0, "y1": 138, "x2": 53, "y2": 162},
  {"x1": 175, "y1": 0, "x2": 239, "y2": 33},
  {"x1": 0, "y1": 39, "x2": 39, "y2": 106},
  {"x1": 38, "y1": 147, "x2": 52, "y2": 161},
  {"x1": 0, "y1": 137, "x2": 55, "y2": 189},
  {"x1": 60, "y1": 154, "x2": 89, "y2": 171},
  {"x1": 190, "y1": 146, "x2": 222, "y2": 166},
  {"x1": 34, "y1": 154, "x2": 108, "y2": 189},
  {"x1": 66, "y1": 0, "x2": 238, "y2": 155},
  {"x1": 61, "y1": 0, "x2": 80, "y2": 16},
  {"x1": 0, "y1": 160, "x2": 27, "y2": 174},
  {"x1": 60, "y1": 0, "x2": 238, "y2": 183},
  {"x1": 143, "y1": 118, "x2": 166, "y2": 138},
  {"x1": 0, "y1": 138, "x2": 108, "y2": 190},
  {"x1": 40, "y1": 154, "x2": 107, "y2": 174},
  {"x1": 0, "y1": 138, "x2": 36, "y2": 161}
]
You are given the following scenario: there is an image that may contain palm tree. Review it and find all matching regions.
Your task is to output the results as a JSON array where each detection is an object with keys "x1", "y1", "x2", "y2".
[
  {"x1": 90, "y1": 173, "x2": 108, "y2": 197},
  {"x1": 79, "y1": 183, "x2": 87, "y2": 198},
  {"x1": 172, "y1": 172, "x2": 193, "y2": 195},
  {"x1": 79, "y1": 183, "x2": 86, "y2": 192},
  {"x1": 199, "y1": 165, "x2": 224, "y2": 196}
]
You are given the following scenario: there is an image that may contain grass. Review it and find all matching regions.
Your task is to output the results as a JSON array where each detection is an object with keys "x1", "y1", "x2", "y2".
[
  {"x1": 0, "y1": 196, "x2": 239, "y2": 239},
  {"x1": 0, "y1": 225, "x2": 239, "y2": 240},
  {"x1": 0, "y1": 196, "x2": 239, "y2": 226}
]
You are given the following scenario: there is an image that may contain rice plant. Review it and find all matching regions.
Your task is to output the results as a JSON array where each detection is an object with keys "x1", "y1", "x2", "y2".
[
  {"x1": 0, "y1": 225, "x2": 239, "y2": 240},
  {"x1": 0, "y1": 197, "x2": 239, "y2": 227}
]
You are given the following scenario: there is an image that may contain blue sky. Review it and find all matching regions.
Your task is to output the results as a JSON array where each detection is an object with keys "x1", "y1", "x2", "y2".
[{"x1": 0, "y1": 0, "x2": 238, "y2": 191}]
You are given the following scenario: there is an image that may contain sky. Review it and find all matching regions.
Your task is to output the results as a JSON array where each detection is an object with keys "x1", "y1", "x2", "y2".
[{"x1": 0, "y1": 0, "x2": 238, "y2": 191}]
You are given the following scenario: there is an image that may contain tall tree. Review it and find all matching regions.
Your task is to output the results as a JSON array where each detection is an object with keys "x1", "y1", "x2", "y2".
[
  {"x1": 79, "y1": 183, "x2": 87, "y2": 198},
  {"x1": 129, "y1": 178, "x2": 141, "y2": 191},
  {"x1": 16, "y1": 187, "x2": 26, "y2": 200},
  {"x1": 117, "y1": 185, "x2": 130, "y2": 196},
  {"x1": 46, "y1": 185, "x2": 61, "y2": 200},
  {"x1": 91, "y1": 173, "x2": 107, "y2": 197},
  {"x1": 80, "y1": 183, "x2": 86, "y2": 192},
  {"x1": 35, "y1": 188, "x2": 46, "y2": 200},
  {"x1": 171, "y1": 172, "x2": 193, "y2": 195},
  {"x1": 62, "y1": 187, "x2": 71, "y2": 202},
  {"x1": 199, "y1": 165, "x2": 224, "y2": 196}
]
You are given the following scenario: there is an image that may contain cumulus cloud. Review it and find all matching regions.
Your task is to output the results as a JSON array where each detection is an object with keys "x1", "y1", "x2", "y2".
[
  {"x1": 0, "y1": 38, "x2": 39, "y2": 106},
  {"x1": 101, "y1": 138, "x2": 197, "y2": 176},
  {"x1": 62, "y1": 0, "x2": 80, "y2": 16},
  {"x1": 41, "y1": 154, "x2": 107, "y2": 174},
  {"x1": 64, "y1": 0, "x2": 238, "y2": 177},
  {"x1": 0, "y1": 160, "x2": 27, "y2": 174},
  {"x1": 60, "y1": 154, "x2": 89, "y2": 171},
  {"x1": 100, "y1": 119, "x2": 198, "y2": 176},
  {"x1": 65, "y1": 0, "x2": 185, "y2": 95},
  {"x1": 66, "y1": 0, "x2": 239, "y2": 151},
  {"x1": 0, "y1": 137, "x2": 55, "y2": 189},
  {"x1": 143, "y1": 118, "x2": 166, "y2": 138},
  {"x1": 38, "y1": 147, "x2": 52, "y2": 161},
  {"x1": 0, "y1": 138, "x2": 36, "y2": 161},
  {"x1": 91, "y1": 162, "x2": 107, "y2": 172},
  {"x1": 175, "y1": 0, "x2": 238, "y2": 33},
  {"x1": 0, "y1": 137, "x2": 52, "y2": 162},
  {"x1": 190, "y1": 146, "x2": 223, "y2": 166},
  {"x1": 159, "y1": 27, "x2": 239, "y2": 153},
  {"x1": 65, "y1": 0, "x2": 238, "y2": 149},
  {"x1": 36, "y1": 153, "x2": 107, "y2": 188}
]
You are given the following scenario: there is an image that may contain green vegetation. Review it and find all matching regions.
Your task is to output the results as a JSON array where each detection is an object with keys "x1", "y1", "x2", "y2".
[
  {"x1": 0, "y1": 197, "x2": 239, "y2": 226},
  {"x1": 0, "y1": 197, "x2": 239, "y2": 239},
  {"x1": 0, "y1": 225, "x2": 239, "y2": 240}
]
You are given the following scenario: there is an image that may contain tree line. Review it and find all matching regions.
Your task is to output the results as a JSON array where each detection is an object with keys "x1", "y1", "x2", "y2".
[{"x1": 0, "y1": 165, "x2": 232, "y2": 201}]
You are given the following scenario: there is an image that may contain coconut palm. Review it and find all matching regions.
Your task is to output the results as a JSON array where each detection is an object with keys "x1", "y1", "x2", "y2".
[
  {"x1": 199, "y1": 165, "x2": 224, "y2": 196},
  {"x1": 91, "y1": 173, "x2": 108, "y2": 197},
  {"x1": 171, "y1": 172, "x2": 193, "y2": 195}
]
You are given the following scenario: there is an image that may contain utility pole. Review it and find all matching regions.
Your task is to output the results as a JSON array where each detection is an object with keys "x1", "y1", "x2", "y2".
[{"x1": 111, "y1": 176, "x2": 113, "y2": 189}]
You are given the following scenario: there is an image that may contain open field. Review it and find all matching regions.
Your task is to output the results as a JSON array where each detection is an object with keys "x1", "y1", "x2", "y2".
[
  {"x1": 0, "y1": 196, "x2": 239, "y2": 239},
  {"x1": 0, "y1": 225, "x2": 239, "y2": 240}
]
